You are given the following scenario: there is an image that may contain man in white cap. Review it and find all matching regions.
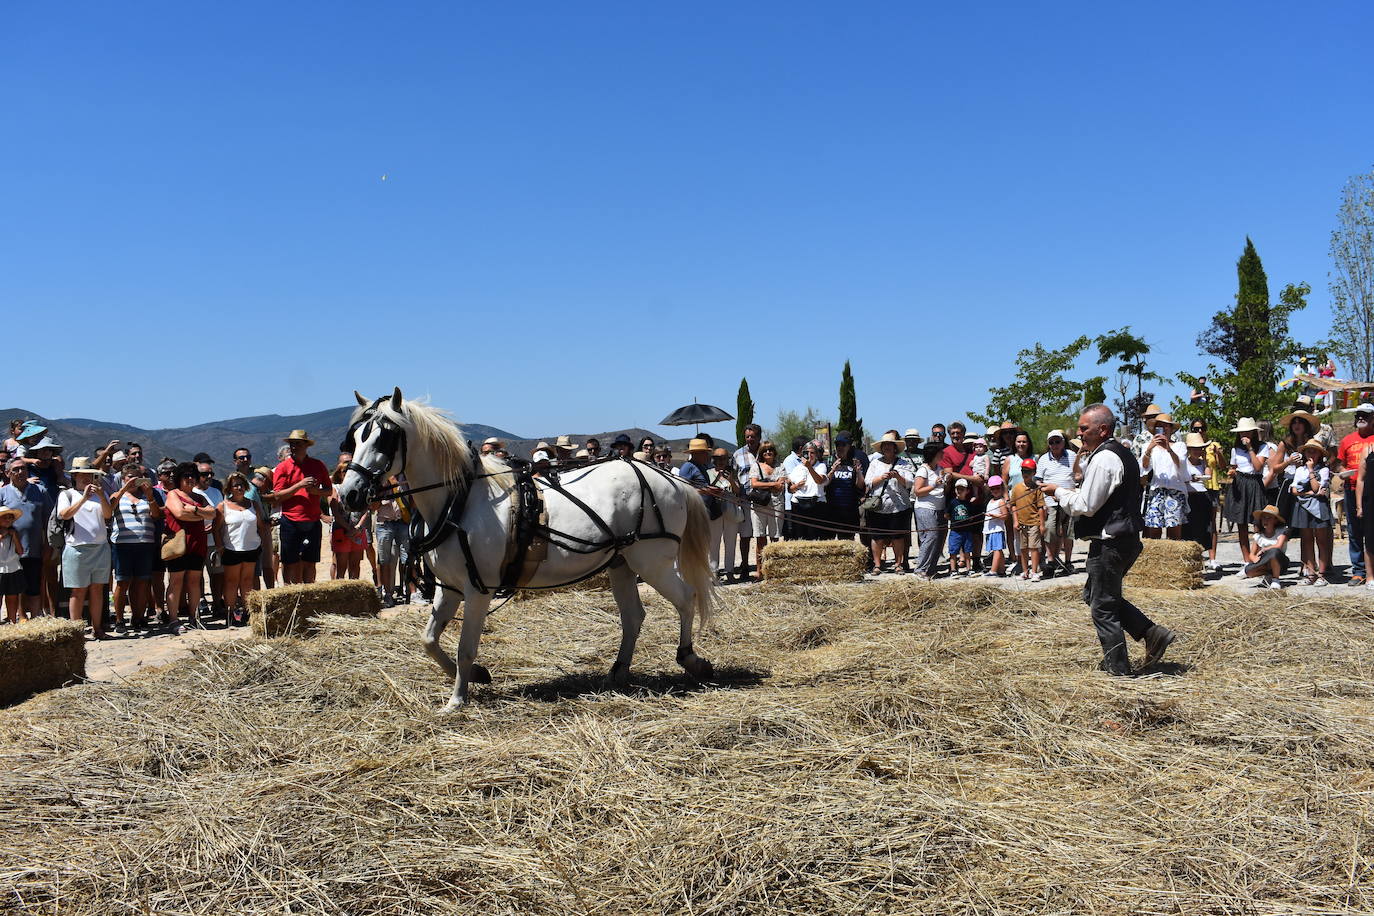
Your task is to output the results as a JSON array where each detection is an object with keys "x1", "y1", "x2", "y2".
[{"x1": 480, "y1": 437, "x2": 503, "y2": 455}]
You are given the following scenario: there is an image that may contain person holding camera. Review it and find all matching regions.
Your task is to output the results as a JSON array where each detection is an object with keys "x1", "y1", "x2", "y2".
[
  {"x1": 57, "y1": 458, "x2": 115, "y2": 639},
  {"x1": 823, "y1": 432, "x2": 866, "y2": 539},
  {"x1": 1141, "y1": 413, "x2": 1188, "y2": 540},
  {"x1": 786, "y1": 441, "x2": 829, "y2": 541},
  {"x1": 110, "y1": 463, "x2": 162, "y2": 631}
]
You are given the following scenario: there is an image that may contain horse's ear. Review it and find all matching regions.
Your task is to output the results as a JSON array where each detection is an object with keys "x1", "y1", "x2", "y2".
[
  {"x1": 354, "y1": 390, "x2": 368, "y2": 407},
  {"x1": 391, "y1": 387, "x2": 403, "y2": 412}
]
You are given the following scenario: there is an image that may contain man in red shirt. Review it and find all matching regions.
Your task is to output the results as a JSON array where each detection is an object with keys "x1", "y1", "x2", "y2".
[
  {"x1": 1337, "y1": 403, "x2": 1374, "y2": 585},
  {"x1": 271, "y1": 429, "x2": 332, "y2": 584}
]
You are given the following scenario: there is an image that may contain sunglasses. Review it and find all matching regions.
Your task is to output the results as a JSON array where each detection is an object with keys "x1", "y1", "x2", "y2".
[
  {"x1": 235, "y1": 455, "x2": 250, "y2": 461},
  {"x1": 198, "y1": 472, "x2": 212, "y2": 478}
]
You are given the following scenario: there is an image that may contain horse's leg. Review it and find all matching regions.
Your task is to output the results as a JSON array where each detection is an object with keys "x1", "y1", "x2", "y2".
[
  {"x1": 441, "y1": 589, "x2": 492, "y2": 713},
  {"x1": 422, "y1": 586, "x2": 460, "y2": 679},
  {"x1": 606, "y1": 562, "x2": 645, "y2": 687},
  {"x1": 635, "y1": 553, "x2": 714, "y2": 681}
]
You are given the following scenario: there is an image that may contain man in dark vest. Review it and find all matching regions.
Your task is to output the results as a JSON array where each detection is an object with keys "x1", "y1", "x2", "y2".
[{"x1": 1038, "y1": 404, "x2": 1177, "y2": 676}]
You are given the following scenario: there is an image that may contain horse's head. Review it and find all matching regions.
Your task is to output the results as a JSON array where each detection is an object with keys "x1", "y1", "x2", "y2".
[{"x1": 337, "y1": 387, "x2": 406, "y2": 512}]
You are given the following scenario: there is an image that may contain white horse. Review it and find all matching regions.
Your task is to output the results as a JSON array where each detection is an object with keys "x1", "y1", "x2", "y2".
[{"x1": 335, "y1": 389, "x2": 716, "y2": 712}]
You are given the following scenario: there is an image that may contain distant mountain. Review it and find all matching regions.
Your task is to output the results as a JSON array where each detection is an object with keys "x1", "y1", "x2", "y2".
[
  {"x1": 0, "y1": 407, "x2": 524, "y2": 470},
  {"x1": 1, "y1": 406, "x2": 735, "y2": 469}
]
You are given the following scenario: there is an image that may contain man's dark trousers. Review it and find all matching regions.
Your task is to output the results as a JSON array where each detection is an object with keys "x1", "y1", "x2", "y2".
[{"x1": 1083, "y1": 536, "x2": 1155, "y2": 656}]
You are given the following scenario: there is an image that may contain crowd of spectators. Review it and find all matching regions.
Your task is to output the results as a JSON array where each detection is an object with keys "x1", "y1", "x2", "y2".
[
  {"x1": 4, "y1": 390, "x2": 1372, "y2": 641},
  {"x1": 0, "y1": 422, "x2": 418, "y2": 638}
]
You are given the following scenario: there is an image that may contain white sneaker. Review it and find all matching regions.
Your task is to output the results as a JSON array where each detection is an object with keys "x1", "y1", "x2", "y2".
[
  {"x1": 1268, "y1": 578, "x2": 1282, "y2": 590},
  {"x1": 1031, "y1": 572, "x2": 1043, "y2": 582},
  {"x1": 1259, "y1": 575, "x2": 1273, "y2": 588}
]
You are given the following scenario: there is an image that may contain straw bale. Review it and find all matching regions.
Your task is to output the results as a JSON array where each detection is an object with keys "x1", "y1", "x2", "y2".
[
  {"x1": 1126, "y1": 537, "x2": 1204, "y2": 589},
  {"x1": 247, "y1": 579, "x2": 380, "y2": 637},
  {"x1": 761, "y1": 539, "x2": 868, "y2": 584},
  {"x1": 4, "y1": 581, "x2": 1374, "y2": 915},
  {"x1": 0, "y1": 618, "x2": 85, "y2": 705}
]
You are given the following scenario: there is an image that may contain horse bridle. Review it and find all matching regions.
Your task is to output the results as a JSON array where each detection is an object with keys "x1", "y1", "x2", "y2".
[{"x1": 340, "y1": 401, "x2": 408, "y2": 503}]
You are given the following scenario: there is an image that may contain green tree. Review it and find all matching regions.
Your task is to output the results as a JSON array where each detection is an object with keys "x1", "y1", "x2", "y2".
[
  {"x1": 769, "y1": 407, "x2": 826, "y2": 452},
  {"x1": 735, "y1": 377, "x2": 755, "y2": 447},
  {"x1": 1082, "y1": 375, "x2": 1108, "y2": 408},
  {"x1": 1176, "y1": 239, "x2": 1311, "y2": 428},
  {"x1": 1324, "y1": 168, "x2": 1374, "y2": 382},
  {"x1": 837, "y1": 360, "x2": 863, "y2": 444},
  {"x1": 1094, "y1": 327, "x2": 1160, "y2": 430},
  {"x1": 969, "y1": 336, "x2": 1090, "y2": 429}
]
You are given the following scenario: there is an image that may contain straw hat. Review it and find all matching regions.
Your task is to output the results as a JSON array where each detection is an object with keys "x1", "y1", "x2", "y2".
[
  {"x1": 1252, "y1": 504, "x2": 1286, "y2": 525},
  {"x1": 574, "y1": 448, "x2": 589, "y2": 458},
  {"x1": 1069, "y1": 437, "x2": 1083, "y2": 450},
  {"x1": 902, "y1": 428, "x2": 923, "y2": 442},
  {"x1": 1278, "y1": 409, "x2": 1320, "y2": 430},
  {"x1": 67, "y1": 456, "x2": 101, "y2": 476},
  {"x1": 1298, "y1": 440, "x2": 1330, "y2": 459},
  {"x1": 555, "y1": 435, "x2": 579, "y2": 449},
  {"x1": 1140, "y1": 403, "x2": 1165, "y2": 419},
  {"x1": 632, "y1": 451, "x2": 648, "y2": 462},
  {"x1": 534, "y1": 441, "x2": 552, "y2": 452},
  {"x1": 1046, "y1": 429, "x2": 1067, "y2": 442},
  {"x1": 1229, "y1": 417, "x2": 1260, "y2": 434},
  {"x1": 0, "y1": 506, "x2": 22, "y2": 522},
  {"x1": 1184, "y1": 432, "x2": 1207, "y2": 448},
  {"x1": 687, "y1": 438, "x2": 711, "y2": 454},
  {"x1": 995, "y1": 421, "x2": 1023, "y2": 442},
  {"x1": 1151, "y1": 413, "x2": 1179, "y2": 429},
  {"x1": 871, "y1": 431, "x2": 903, "y2": 452},
  {"x1": 985, "y1": 426, "x2": 999, "y2": 440},
  {"x1": 482, "y1": 436, "x2": 502, "y2": 447},
  {"x1": 283, "y1": 429, "x2": 315, "y2": 446}
]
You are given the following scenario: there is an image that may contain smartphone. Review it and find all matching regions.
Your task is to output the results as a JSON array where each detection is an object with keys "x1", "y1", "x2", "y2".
[{"x1": 1154, "y1": 426, "x2": 1164, "y2": 436}]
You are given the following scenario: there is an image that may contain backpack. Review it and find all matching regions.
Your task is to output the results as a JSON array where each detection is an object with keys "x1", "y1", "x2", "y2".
[{"x1": 47, "y1": 487, "x2": 74, "y2": 551}]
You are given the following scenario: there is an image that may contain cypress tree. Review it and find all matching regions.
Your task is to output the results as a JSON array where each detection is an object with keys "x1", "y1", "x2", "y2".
[
  {"x1": 838, "y1": 361, "x2": 861, "y2": 443},
  {"x1": 735, "y1": 378, "x2": 754, "y2": 446}
]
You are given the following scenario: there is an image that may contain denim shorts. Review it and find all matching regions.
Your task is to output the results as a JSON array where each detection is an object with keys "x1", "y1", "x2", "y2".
[
  {"x1": 985, "y1": 531, "x2": 1007, "y2": 553},
  {"x1": 375, "y1": 520, "x2": 409, "y2": 565},
  {"x1": 947, "y1": 528, "x2": 973, "y2": 555},
  {"x1": 62, "y1": 541, "x2": 112, "y2": 588}
]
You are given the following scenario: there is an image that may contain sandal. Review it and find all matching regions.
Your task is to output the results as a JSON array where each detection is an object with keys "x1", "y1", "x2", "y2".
[{"x1": 1302, "y1": 574, "x2": 1318, "y2": 586}]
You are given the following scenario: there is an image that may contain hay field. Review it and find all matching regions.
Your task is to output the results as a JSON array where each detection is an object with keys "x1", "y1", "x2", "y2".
[{"x1": 2, "y1": 580, "x2": 1373, "y2": 915}]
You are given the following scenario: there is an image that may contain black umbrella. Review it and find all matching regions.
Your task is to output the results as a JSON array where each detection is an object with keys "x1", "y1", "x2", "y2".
[{"x1": 659, "y1": 402, "x2": 734, "y2": 430}]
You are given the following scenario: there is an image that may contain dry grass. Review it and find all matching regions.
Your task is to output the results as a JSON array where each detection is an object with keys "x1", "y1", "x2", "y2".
[
  {"x1": 0, "y1": 618, "x2": 85, "y2": 707},
  {"x1": 2, "y1": 580, "x2": 1374, "y2": 914},
  {"x1": 248, "y1": 579, "x2": 381, "y2": 637},
  {"x1": 761, "y1": 539, "x2": 868, "y2": 584},
  {"x1": 514, "y1": 570, "x2": 612, "y2": 601},
  {"x1": 1127, "y1": 538, "x2": 1205, "y2": 589}
]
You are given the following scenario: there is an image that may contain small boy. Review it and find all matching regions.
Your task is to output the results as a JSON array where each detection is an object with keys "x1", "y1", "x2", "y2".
[
  {"x1": 983, "y1": 476, "x2": 1009, "y2": 576},
  {"x1": 946, "y1": 478, "x2": 976, "y2": 576},
  {"x1": 1010, "y1": 460, "x2": 1046, "y2": 581}
]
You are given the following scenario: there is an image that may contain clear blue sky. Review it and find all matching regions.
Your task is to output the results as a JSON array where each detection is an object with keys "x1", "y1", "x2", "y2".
[{"x1": 6, "y1": 2, "x2": 1372, "y2": 439}]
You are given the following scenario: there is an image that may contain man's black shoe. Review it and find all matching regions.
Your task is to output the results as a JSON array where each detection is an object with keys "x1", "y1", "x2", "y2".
[{"x1": 1141, "y1": 625, "x2": 1177, "y2": 669}]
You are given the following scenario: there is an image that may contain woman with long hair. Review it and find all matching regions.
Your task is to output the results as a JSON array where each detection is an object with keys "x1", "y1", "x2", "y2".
[
  {"x1": 219, "y1": 472, "x2": 271, "y2": 624},
  {"x1": 163, "y1": 462, "x2": 213, "y2": 633}
]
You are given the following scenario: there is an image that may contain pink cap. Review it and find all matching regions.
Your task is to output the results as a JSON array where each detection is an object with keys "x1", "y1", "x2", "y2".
[{"x1": 988, "y1": 475, "x2": 1003, "y2": 487}]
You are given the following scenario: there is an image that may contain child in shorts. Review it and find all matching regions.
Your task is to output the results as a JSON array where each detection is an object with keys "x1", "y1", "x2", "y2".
[
  {"x1": 1010, "y1": 459, "x2": 1046, "y2": 581},
  {"x1": 946, "y1": 479, "x2": 975, "y2": 576},
  {"x1": 983, "y1": 476, "x2": 1009, "y2": 577},
  {"x1": 0, "y1": 508, "x2": 24, "y2": 623}
]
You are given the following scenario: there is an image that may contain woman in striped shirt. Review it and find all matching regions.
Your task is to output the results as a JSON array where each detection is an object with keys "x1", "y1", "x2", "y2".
[{"x1": 111, "y1": 463, "x2": 163, "y2": 630}]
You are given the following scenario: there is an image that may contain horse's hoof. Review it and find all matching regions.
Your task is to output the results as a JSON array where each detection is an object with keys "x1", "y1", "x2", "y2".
[
  {"x1": 603, "y1": 665, "x2": 631, "y2": 689},
  {"x1": 438, "y1": 698, "x2": 466, "y2": 714},
  {"x1": 683, "y1": 656, "x2": 714, "y2": 681},
  {"x1": 471, "y1": 664, "x2": 492, "y2": 684}
]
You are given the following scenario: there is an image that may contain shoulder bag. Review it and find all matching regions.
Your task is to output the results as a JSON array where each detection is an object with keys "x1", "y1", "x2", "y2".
[{"x1": 860, "y1": 460, "x2": 899, "y2": 516}]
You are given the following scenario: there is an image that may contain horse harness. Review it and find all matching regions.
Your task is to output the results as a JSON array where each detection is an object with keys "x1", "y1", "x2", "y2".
[{"x1": 343, "y1": 405, "x2": 681, "y2": 599}]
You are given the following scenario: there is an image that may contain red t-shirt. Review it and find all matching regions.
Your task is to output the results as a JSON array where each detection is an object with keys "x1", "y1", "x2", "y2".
[
  {"x1": 939, "y1": 444, "x2": 974, "y2": 475},
  {"x1": 164, "y1": 490, "x2": 209, "y2": 557},
  {"x1": 1337, "y1": 430, "x2": 1374, "y2": 476},
  {"x1": 273, "y1": 456, "x2": 333, "y2": 523}
]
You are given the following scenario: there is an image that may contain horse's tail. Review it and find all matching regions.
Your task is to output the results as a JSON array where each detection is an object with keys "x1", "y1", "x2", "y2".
[{"x1": 678, "y1": 487, "x2": 716, "y2": 628}]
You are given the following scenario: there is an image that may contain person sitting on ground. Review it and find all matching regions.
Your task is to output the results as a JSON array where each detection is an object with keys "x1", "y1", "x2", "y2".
[
  {"x1": 57, "y1": 458, "x2": 114, "y2": 639},
  {"x1": 1240, "y1": 505, "x2": 1290, "y2": 589}
]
